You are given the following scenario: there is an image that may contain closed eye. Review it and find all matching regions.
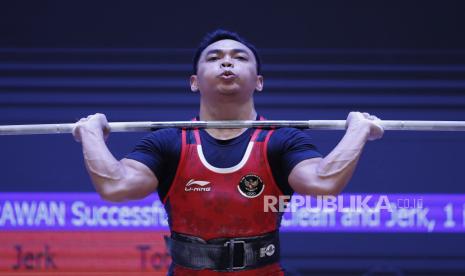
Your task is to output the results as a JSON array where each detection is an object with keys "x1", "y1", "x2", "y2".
[{"x1": 207, "y1": 56, "x2": 219, "y2": 61}]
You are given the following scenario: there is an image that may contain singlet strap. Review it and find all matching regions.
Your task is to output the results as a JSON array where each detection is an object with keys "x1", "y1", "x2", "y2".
[
  {"x1": 250, "y1": 128, "x2": 261, "y2": 142},
  {"x1": 190, "y1": 117, "x2": 201, "y2": 145},
  {"x1": 250, "y1": 115, "x2": 267, "y2": 142}
]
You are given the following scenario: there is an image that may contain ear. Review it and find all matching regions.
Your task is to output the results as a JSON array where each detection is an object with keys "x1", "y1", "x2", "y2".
[
  {"x1": 190, "y1": 75, "x2": 199, "y2": 92},
  {"x1": 255, "y1": 75, "x2": 264, "y2": 92}
]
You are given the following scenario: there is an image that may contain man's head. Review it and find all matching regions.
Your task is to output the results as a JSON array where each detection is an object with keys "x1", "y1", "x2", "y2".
[
  {"x1": 192, "y1": 29, "x2": 261, "y2": 75},
  {"x1": 190, "y1": 29, "x2": 263, "y2": 101}
]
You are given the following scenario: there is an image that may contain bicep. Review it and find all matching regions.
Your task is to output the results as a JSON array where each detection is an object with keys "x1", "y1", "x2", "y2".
[{"x1": 120, "y1": 158, "x2": 159, "y2": 200}]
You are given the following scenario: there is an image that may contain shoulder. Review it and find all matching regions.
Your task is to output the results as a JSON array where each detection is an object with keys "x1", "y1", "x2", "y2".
[
  {"x1": 145, "y1": 128, "x2": 181, "y2": 140},
  {"x1": 270, "y1": 127, "x2": 308, "y2": 137},
  {"x1": 132, "y1": 128, "x2": 181, "y2": 153},
  {"x1": 268, "y1": 128, "x2": 315, "y2": 147},
  {"x1": 267, "y1": 127, "x2": 321, "y2": 160},
  {"x1": 139, "y1": 128, "x2": 181, "y2": 144}
]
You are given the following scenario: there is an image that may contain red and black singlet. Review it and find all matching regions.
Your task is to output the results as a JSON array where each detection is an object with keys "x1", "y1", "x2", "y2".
[{"x1": 163, "y1": 125, "x2": 286, "y2": 275}]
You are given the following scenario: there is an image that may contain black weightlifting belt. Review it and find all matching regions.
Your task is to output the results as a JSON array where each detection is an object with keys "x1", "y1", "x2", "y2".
[{"x1": 164, "y1": 231, "x2": 280, "y2": 271}]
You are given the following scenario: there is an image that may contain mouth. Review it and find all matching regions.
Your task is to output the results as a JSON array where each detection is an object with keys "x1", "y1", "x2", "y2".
[{"x1": 218, "y1": 71, "x2": 237, "y2": 80}]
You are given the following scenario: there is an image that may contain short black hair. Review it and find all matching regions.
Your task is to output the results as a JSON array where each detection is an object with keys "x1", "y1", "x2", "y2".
[{"x1": 192, "y1": 29, "x2": 261, "y2": 75}]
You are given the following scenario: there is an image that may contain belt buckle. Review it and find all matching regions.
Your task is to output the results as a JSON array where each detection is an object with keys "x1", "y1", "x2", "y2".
[{"x1": 224, "y1": 239, "x2": 246, "y2": 270}]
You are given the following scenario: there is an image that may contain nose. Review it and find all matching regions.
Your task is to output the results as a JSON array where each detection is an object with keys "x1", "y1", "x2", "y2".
[{"x1": 221, "y1": 57, "x2": 233, "y2": 68}]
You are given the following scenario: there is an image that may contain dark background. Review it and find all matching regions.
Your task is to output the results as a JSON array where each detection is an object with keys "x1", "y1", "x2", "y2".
[{"x1": 1, "y1": 1, "x2": 465, "y2": 275}]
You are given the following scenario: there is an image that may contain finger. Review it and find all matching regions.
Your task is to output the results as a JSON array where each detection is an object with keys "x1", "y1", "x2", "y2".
[
  {"x1": 362, "y1": 112, "x2": 371, "y2": 119},
  {"x1": 103, "y1": 124, "x2": 111, "y2": 135},
  {"x1": 370, "y1": 124, "x2": 385, "y2": 141},
  {"x1": 72, "y1": 124, "x2": 81, "y2": 142}
]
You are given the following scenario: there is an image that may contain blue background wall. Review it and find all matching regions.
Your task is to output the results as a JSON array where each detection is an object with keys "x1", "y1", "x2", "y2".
[{"x1": 1, "y1": 1, "x2": 465, "y2": 275}]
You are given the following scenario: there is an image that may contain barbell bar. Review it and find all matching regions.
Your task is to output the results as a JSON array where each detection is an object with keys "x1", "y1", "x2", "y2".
[{"x1": 1, "y1": 120, "x2": 465, "y2": 135}]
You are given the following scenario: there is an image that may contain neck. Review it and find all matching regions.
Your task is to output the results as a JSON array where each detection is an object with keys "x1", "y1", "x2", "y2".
[
  {"x1": 198, "y1": 98, "x2": 257, "y2": 140},
  {"x1": 199, "y1": 99, "x2": 257, "y2": 121}
]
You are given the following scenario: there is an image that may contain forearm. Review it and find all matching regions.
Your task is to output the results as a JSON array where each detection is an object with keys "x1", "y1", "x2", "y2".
[
  {"x1": 304, "y1": 125, "x2": 371, "y2": 195},
  {"x1": 289, "y1": 111, "x2": 383, "y2": 196},
  {"x1": 80, "y1": 128, "x2": 127, "y2": 200},
  {"x1": 317, "y1": 125, "x2": 369, "y2": 178}
]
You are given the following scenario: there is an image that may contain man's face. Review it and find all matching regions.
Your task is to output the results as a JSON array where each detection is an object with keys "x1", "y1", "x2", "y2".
[{"x1": 190, "y1": 39, "x2": 263, "y2": 102}]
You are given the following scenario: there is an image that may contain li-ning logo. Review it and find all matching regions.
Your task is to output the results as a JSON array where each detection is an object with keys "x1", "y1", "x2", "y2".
[{"x1": 185, "y1": 179, "x2": 211, "y2": 192}]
